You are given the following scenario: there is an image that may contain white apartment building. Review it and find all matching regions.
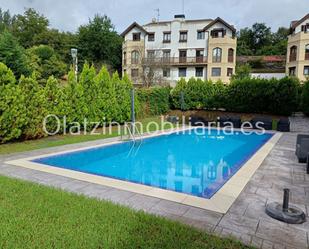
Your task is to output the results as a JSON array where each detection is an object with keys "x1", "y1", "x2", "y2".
[{"x1": 121, "y1": 15, "x2": 237, "y2": 86}]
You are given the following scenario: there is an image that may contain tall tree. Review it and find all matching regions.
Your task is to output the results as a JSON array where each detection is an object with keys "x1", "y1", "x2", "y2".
[
  {"x1": 77, "y1": 14, "x2": 122, "y2": 71},
  {"x1": 0, "y1": 30, "x2": 30, "y2": 78},
  {"x1": 11, "y1": 8, "x2": 49, "y2": 48},
  {"x1": 0, "y1": 8, "x2": 13, "y2": 32},
  {"x1": 237, "y1": 23, "x2": 289, "y2": 56}
]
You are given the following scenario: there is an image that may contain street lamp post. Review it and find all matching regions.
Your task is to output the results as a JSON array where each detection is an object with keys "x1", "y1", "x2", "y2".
[{"x1": 70, "y1": 48, "x2": 78, "y2": 81}]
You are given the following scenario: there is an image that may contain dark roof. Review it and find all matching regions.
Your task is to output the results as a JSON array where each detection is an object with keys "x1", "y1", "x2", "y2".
[
  {"x1": 290, "y1": 13, "x2": 309, "y2": 29},
  {"x1": 121, "y1": 22, "x2": 148, "y2": 37},
  {"x1": 203, "y1": 17, "x2": 236, "y2": 32}
]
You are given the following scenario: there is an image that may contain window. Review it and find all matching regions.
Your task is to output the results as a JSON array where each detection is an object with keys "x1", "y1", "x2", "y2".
[
  {"x1": 197, "y1": 30, "x2": 205, "y2": 40},
  {"x1": 212, "y1": 48, "x2": 222, "y2": 62},
  {"x1": 163, "y1": 50, "x2": 171, "y2": 62},
  {"x1": 195, "y1": 67, "x2": 203, "y2": 77},
  {"x1": 147, "y1": 50, "x2": 155, "y2": 58},
  {"x1": 290, "y1": 46, "x2": 297, "y2": 62},
  {"x1": 163, "y1": 32, "x2": 171, "y2": 43},
  {"x1": 211, "y1": 67, "x2": 221, "y2": 77},
  {"x1": 163, "y1": 68, "x2": 170, "y2": 78},
  {"x1": 132, "y1": 32, "x2": 141, "y2": 41},
  {"x1": 178, "y1": 68, "x2": 187, "y2": 77},
  {"x1": 227, "y1": 68, "x2": 233, "y2": 77},
  {"x1": 131, "y1": 69, "x2": 139, "y2": 78},
  {"x1": 179, "y1": 31, "x2": 188, "y2": 42},
  {"x1": 289, "y1": 67, "x2": 296, "y2": 76},
  {"x1": 179, "y1": 50, "x2": 187, "y2": 63},
  {"x1": 211, "y1": 29, "x2": 225, "y2": 38},
  {"x1": 196, "y1": 49, "x2": 204, "y2": 62},
  {"x1": 148, "y1": 33, "x2": 155, "y2": 41},
  {"x1": 123, "y1": 52, "x2": 126, "y2": 65},
  {"x1": 305, "y1": 44, "x2": 309, "y2": 60},
  {"x1": 304, "y1": 66, "x2": 309, "y2": 75},
  {"x1": 131, "y1": 50, "x2": 139, "y2": 64},
  {"x1": 228, "y1": 48, "x2": 234, "y2": 63}
]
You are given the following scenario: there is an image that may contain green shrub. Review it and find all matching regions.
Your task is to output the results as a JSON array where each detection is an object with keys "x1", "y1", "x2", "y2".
[
  {"x1": 226, "y1": 77, "x2": 300, "y2": 115},
  {"x1": 137, "y1": 86, "x2": 171, "y2": 117},
  {"x1": 0, "y1": 63, "x2": 26, "y2": 143},
  {"x1": 302, "y1": 80, "x2": 309, "y2": 116},
  {"x1": 171, "y1": 76, "x2": 300, "y2": 115}
]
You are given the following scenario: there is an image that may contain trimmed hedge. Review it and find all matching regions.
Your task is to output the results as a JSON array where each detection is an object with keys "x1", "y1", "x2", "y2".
[
  {"x1": 171, "y1": 76, "x2": 301, "y2": 116},
  {"x1": 137, "y1": 86, "x2": 171, "y2": 117},
  {"x1": 170, "y1": 78, "x2": 227, "y2": 110},
  {"x1": 0, "y1": 62, "x2": 136, "y2": 143},
  {"x1": 226, "y1": 77, "x2": 300, "y2": 115},
  {"x1": 302, "y1": 80, "x2": 309, "y2": 116}
]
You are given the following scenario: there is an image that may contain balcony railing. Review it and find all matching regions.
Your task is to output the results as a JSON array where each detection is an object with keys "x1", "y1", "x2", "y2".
[
  {"x1": 305, "y1": 53, "x2": 309, "y2": 60},
  {"x1": 143, "y1": 56, "x2": 208, "y2": 65},
  {"x1": 289, "y1": 53, "x2": 297, "y2": 62}
]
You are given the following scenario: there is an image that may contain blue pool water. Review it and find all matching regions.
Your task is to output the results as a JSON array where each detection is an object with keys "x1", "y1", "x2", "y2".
[{"x1": 33, "y1": 129, "x2": 272, "y2": 198}]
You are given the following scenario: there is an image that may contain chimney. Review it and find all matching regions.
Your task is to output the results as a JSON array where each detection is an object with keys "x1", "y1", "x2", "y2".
[{"x1": 174, "y1": 14, "x2": 185, "y2": 21}]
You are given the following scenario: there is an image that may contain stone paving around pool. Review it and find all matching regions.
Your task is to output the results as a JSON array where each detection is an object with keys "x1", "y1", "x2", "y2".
[{"x1": 0, "y1": 116, "x2": 309, "y2": 249}]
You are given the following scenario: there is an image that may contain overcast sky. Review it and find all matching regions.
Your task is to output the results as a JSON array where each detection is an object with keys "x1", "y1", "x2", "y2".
[{"x1": 0, "y1": 0, "x2": 308, "y2": 33}]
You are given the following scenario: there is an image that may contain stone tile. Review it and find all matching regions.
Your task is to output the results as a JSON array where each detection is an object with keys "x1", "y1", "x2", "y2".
[
  {"x1": 218, "y1": 213, "x2": 259, "y2": 235},
  {"x1": 96, "y1": 188, "x2": 135, "y2": 204},
  {"x1": 256, "y1": 220, "x2": 308, "y2": 249},
  {"x1": 150, "y1": 199, "x2": 190, "y2": 217},
  {"x1": 251, "y1": 236, "x2": 263, "y2": 248},
  {"x1": 262, "y1": 240, "x2": 273, "y2": 249},
  {"x1": 75, "y1": 183, "x2": 110, "y2": 197},
  {"x1": 125, "y1": 194, "x2": 161, "y2": 212},
  {"x1": 182, "y1": 206, "x2": 222, "y2": 226},
  {"x1": 58, "y1": 179, "x2": 91, "y2": 192}
]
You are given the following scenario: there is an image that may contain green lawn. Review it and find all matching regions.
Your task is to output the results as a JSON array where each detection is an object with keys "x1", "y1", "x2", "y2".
[
  {"x1": 0, "y1": 175, "x2": 251, "y2": 249},
  {"x1": 0, "y1": 117, "x2": 175, "y2": 155}
]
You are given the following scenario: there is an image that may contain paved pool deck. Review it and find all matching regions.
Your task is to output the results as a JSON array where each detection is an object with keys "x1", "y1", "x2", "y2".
[{"x1": 0, "y1": 116, "x2": 309, "y2": 249}]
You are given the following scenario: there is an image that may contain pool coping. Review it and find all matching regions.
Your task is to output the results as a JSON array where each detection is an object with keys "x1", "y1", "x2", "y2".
[{"x1": 5, "y1": 127, "x2": 282, "y2": 214}]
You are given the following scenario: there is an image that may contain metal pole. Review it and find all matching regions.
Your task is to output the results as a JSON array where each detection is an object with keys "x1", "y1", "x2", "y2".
[
  {"x1": 75, "y1": 56, "x2": 78, "y2": 81},
  {"x1": 282, "y1": 188, "x2": 290, "y2": 212},
  {"x1": 131, "y1": 88, "x2": 135, "y2": 135}
]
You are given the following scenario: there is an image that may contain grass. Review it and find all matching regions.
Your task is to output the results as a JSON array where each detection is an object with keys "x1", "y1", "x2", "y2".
[
  {"x1": 0, "y1": 116, "x2": 175, "y2": 155},
  {"x1": 0, "y1": 175, "x2": 252, "y2": 249}
]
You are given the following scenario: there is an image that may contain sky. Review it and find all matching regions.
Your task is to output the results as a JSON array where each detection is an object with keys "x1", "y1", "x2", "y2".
[{"x1": 0, "y1": 0, "x2": 308, "y2": 33}]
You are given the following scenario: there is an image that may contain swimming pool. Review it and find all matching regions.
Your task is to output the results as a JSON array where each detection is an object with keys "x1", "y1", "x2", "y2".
[{"x1": 32, "y1": 129, "x2": 273, "y2": 199}]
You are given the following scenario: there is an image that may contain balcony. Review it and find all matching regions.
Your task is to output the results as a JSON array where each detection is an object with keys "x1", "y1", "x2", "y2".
[{"x1": 142, "y1": 56, "x2": 208, "y2": 66}]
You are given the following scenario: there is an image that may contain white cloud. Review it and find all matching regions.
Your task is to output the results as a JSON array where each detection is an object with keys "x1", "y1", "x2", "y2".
[{"x1": 0, "y1": 0, "x2": 307, "y2": 33}]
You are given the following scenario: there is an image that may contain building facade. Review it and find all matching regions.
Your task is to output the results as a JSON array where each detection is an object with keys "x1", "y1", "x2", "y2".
[
  {"x1": 286, "y1": 14, "x2": 309, "y2": 82},
  {"x1": 121, "y1": 15, "x2": 237, "y2": 86}
]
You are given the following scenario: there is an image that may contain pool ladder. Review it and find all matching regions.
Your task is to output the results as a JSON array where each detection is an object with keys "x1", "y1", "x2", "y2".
[{"x1": 122, "y1": 124, "x2": 143, "y2": 157}]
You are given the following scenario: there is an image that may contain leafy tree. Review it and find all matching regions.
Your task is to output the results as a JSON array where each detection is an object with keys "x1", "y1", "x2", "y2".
[
  {"x1": 11, "y1": 8, "x2": 49, "y2": 48},
  {"x1": 0, "y1": 30, "x2": 30, "y2": 78},
  {"x1": 114, "y1": 73, "x2": 133, "y2": 123},
  {"x1": 232, "y1": 64, "x2": 251, "y2": 80},
  {"x1": 237, "y1": 23, "x2": 289, "y2": 56},
  {"x1": 19, "y1": 75, "x2": 48, "y2": 139},
  {"x1": 77, "y1": 14, "x2": 122, "y2": 71},
  {"x1": 95, "y1": 66, "x2": 118, "y2": 122},
  {"x1": 0, "y1": 63, "x2": 26, "y2": 143},
  {"x1": 0, "y1": 8, "x2": 13, "y2": 32},
  {"x1": 43, "y1": 76, "x2": 68, "y2": 133},
  {"x1": 26, "y1": 45, "x2": 66, "y2": 80}
]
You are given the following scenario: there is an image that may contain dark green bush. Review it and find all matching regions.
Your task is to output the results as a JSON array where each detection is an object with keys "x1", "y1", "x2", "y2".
[
  {"x1": 137, "y1": 86, "x2": 171, "y2": 117},
  {"x1": 170, "y1": 78, "x2": 226, "y2": 110},
  {"x1": 302, "y1": 80, "x2": 309, "y2": 116},
  {"x1": 171, "y1": 76, "x2": 300, "y2": 116}
]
